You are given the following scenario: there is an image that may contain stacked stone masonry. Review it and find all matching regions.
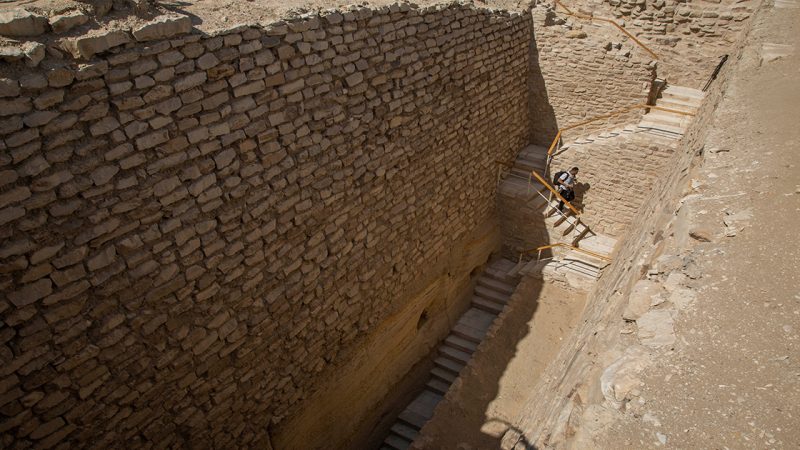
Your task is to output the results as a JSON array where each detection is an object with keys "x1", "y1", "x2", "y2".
[
  {"x1": 528, "y1": 8, "x2": 656, "y2": 145},
  {"x1": 549, "y1": 131, "x2": 675, "y2": 237},
  {"x1": 559, "y1": 0, "x2": 756, "y2": 84},
  {"x1": 0, "y1": 4, "x2": 530, "y2": 448}
]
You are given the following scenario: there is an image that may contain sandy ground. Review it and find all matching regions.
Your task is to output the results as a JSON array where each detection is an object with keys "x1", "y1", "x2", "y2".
[
  {"x1": 416, "y1": 279, "x2": 588, "y2": 449},
  {"x1": 162, "y1": 0, "x2": 528, "y2": 32},
  {"x1": 588, "y1": 3, "x2": 800, "y2": 448}
]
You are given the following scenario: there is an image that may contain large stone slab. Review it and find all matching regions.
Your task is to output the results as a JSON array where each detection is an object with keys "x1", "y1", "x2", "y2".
[
  {"x1": 132, "y1": 15, "x2": 192, "y2": 41},
  {"x1": 59, "y1": 30, "x2": 132, "y2": 59},
  {"x1": 636, "y1": 309, "x2": 676, "y2": 348},
  {"x1": 49, "y1": 10, "x2": 90, "y2": 34}
]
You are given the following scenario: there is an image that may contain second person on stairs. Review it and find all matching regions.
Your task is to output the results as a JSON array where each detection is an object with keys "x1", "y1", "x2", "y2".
[{"x1": 556, "y1": 167, "x2": 579, "y2": 212}]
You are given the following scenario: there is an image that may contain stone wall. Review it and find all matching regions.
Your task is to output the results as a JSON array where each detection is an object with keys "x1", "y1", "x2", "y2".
[
  {"x1": 0, "y1": 3, "x2": 530, "y2": 448},
  {"x1": 528, "y1": 7, "x2": 656, "y2": 146},
  {"x1": 549, "y1": 131, "x2": 676, "y2": 237},
  {"x1": 555, "y1": 0, "x2": 757, "y2": 85}
]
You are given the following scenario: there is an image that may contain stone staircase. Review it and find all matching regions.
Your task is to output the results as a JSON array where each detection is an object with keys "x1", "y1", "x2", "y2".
[
  {"x1": 380, "y1": 258, "x2": 520, "y2": 450},
  {"x1": 497, "y1": 145, "x2": 600, "y2": 252},
  {"x1": 638, "y1": 84, "x2": 704, "y2": 139},
  {"x1": 522, "y1": 235, "x2": 616, "y2": 291}
]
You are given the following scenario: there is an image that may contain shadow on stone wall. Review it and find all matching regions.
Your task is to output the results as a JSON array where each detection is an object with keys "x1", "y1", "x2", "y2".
[{"x1": 528, "y1": 9, "x2": 558, "y2": 147}]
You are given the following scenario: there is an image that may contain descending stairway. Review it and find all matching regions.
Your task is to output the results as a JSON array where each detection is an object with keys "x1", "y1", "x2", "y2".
[
  {"x1": 523, "y1": 235, "x2": 616, "y2": 291},
  {"x1": 380, "y1": 258, "x2": 520, "y2": 450},
  {"x1": 497, "y1": 145, "x2": 599, "y2": 251},
  {"x1": 638, "y1": 84, "x2": 705, "y2": 139}
]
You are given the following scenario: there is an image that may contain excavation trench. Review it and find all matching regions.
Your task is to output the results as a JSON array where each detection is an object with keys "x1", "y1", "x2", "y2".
[
  {"x1": 370, "y1": 265, "x2": 590, "y2": 450},
  {"x1": 0, "y1": 0, "x2": 751, "y2": 445}
]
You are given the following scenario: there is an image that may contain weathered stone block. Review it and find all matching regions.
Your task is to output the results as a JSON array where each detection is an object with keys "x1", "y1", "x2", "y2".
[
  {"x1": 132, "y1": 15, "x2": 192, "y2": 42},
  {"x1": 0, "y1": 9, "x2": 48, "y2": 37},
  {"x1": 60, "y1": 31, "x2": 132, "y2": 60}
]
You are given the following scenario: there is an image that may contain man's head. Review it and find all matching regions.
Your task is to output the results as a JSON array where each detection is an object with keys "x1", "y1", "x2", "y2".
[{"x1": 570, "y1": 167, "x2": 579, "y2": 175}]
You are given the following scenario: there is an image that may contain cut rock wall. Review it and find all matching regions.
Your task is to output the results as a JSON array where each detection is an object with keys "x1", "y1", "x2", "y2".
[
  {"x1": 528, "y1": 7, "x2": 656, "y2": 146},
  {"x1": 0, "y1": 3, "x2": 530, "y2": 448}
]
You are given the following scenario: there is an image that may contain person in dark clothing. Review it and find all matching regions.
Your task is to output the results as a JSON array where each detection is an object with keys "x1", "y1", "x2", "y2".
[{"x1": 555, "y1": 167, "x2": 578, "y2": 212}]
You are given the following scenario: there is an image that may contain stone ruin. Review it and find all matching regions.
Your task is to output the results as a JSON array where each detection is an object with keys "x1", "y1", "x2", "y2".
[{"x1": 0, "y1": 0, "x2": 758, "y2": 448}]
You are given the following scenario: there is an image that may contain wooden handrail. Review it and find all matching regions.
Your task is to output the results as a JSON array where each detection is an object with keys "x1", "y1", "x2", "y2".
[
  {"x1": 553, "y1": 0, "x2": 659, "y2": 60},
  {"x1": 530, "y1": 171, "x2": 580, "y2": 216},
  {"x1": 547, "y1": 103, "x2": 696, "y2": 156},
  {"x1": 523, "y1": 242, "x2": 612, "y2": 261}
]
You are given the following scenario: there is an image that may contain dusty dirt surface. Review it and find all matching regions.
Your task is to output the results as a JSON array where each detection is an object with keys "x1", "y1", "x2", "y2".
[
  {"x1": 2, "y1": 0, "x2": 530, "y2": 35},
  {"x1": 586, "y1": 3, "x2": 800, "y2": 448},
  {"x1": 160, "y1": 0, "x2": 529, "y2": 32},
  {"x1": 415, "y1": 279, "x2": 588, "y2": 449}
]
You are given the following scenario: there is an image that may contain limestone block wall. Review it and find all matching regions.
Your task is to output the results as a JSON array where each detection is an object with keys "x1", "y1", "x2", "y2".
[
  {"x1": 558, "y1": 0, "x2": 757, "y2": 85},
  {"x1": 0, "y1": 4, "x2": 530, "y2": 448},
  {"x1": 549, "y1": 132, "x2": 675, "y2": 237},
  {"x1": 528, "y1": 7, "x2": 656, "y2": 146}
]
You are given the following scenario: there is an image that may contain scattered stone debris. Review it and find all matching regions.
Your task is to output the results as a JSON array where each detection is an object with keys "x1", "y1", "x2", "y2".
[
  {"x1": 688, "y1": 226, "x2": 715, "y2": 242},
  {"x1": 601, "y1": 346, "x2": 652, "y2": 410}
]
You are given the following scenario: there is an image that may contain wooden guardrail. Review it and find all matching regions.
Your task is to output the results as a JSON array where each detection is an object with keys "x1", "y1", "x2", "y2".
[
  {"x1": 529, "y1": 171, "x2": 580, "y2": 216},
  {"x1": 546, "y1": 103, "x2": 697, "y2": 157},
  {"x1": 518, "y1": 242, "x2": 612, "y2": 265}
]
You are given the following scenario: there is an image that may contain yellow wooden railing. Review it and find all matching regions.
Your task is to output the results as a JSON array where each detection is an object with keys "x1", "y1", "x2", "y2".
[
  {"x1": 553, "y1": 0, "x2": 659, "y2": 60},
  {"x1": 546, "y1": 103, "x2": 697, "y2": 158},
  {"x1": 519, "y1": 242, "x2": 613, "y2": 264}
]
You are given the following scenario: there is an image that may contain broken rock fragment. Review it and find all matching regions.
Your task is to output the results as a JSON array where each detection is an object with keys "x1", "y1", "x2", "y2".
[
  {"x1": 0, "y1": 42, "x2": 46, "y2": 67},
  {"x1": 0, "y1": 9, "x2": 48, "y2": 37},
  {"x1": 49, "y1": 10, "x2": 90, "y2": 33}
]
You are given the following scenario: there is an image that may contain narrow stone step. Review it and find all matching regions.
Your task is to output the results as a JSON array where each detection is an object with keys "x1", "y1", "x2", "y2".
[
  {"x1": 434, "y1": 356, "x2": 465, "y2": 375},
  {"x1": 456, "y1": 308, "x2": 495, "y2": 333},
  {"x1": 563, "y1": 251, "x2": 610, "y2": 269},
  {"x1": 430, "y1": 366, "x2": 457, "y2": 384},
  {"x1": 491, "y1": 258, "x2": 517, "y2": 273},
  {"x1": 445, "y1": 334, "x2": 479, "y2": 353},
  {"x1": 638, "y1": 121, "x2": 685, "y2": 135},
  {"x1": 663, "y1": 85, "x2": 705, "y2": 99},
  {"x1": 451, "y1": 323, "x2": 486, "y2": 344},
  {"x1": 477, "y1": 276, "x2": 515, "y2": 296},
  {"x1": 397, "y1": 409, "x2": 427, "y2": 430},
  {"x1": 406, "y1": 390, "x2": 441, "y2": 421},
  {"x1": 439, "y1": 345, "x2": 472, "y2": 365},
  {"x1": 474, "y1": 285, "x2": 509, "y2": 304},
  {"x1": 391, "y1": 423, "x2": 419, "y2": 442},
  {"x1": 571, "y1": 226, "x2": 591, "y2": 246},
  {"x1": 425, "y1": 377, "x2": 451, "y2": 396},
  {"x1": 484, "y1": 266, "x2": 515, "y2": 283},
  {"x1": 383, "y1": 434, "x2": 411, "y2": 450},
  {"x1": 556, "y1": 260, "x2": 601, "y2": 278},
  {"x1": 471, "y1": 296, "x2": 504, "y2": 315},
  {"x1": 643, "y1": 110, "x2": 687, "y2": 125}
]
